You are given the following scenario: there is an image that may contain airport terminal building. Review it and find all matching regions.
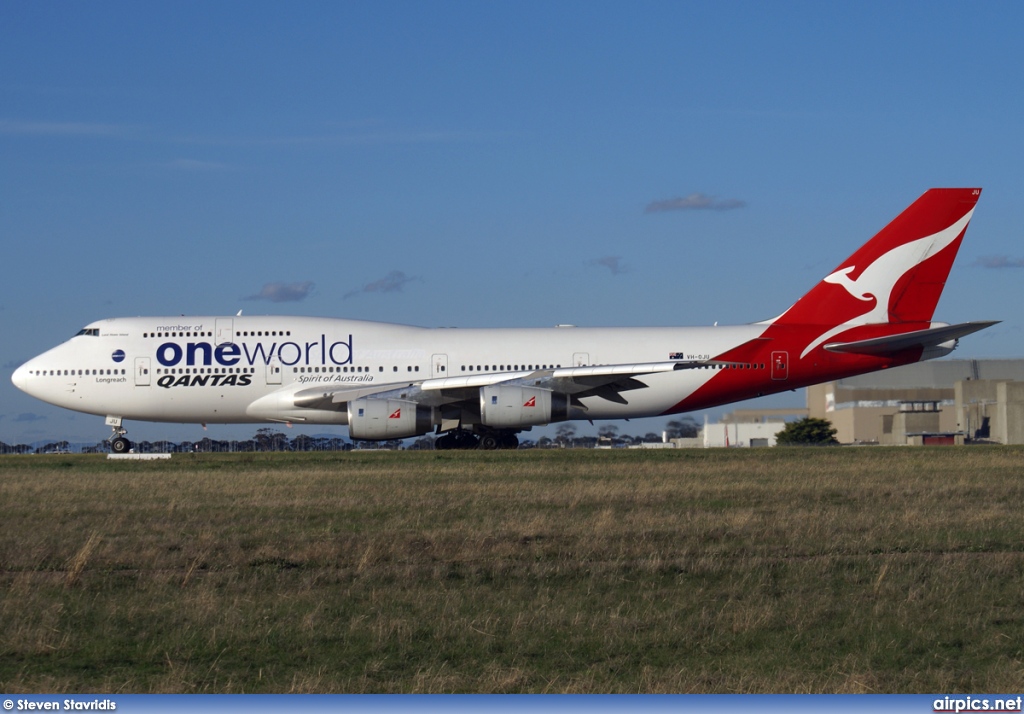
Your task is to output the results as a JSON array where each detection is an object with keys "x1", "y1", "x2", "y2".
[{"x1": 806, "y1": 359, "x2": 1024, "y2": 445}]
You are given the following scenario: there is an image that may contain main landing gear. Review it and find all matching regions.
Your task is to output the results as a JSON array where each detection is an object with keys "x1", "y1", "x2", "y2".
[
  {"x1": 106, "y1": 416, "x2": 132, "y2": 454},
  {"x1": 434, "y1": 429, "x2": 519, "y2": 450}
]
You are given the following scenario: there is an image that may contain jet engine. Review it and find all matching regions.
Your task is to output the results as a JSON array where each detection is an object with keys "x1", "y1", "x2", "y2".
[
  {"x1": 347, "y1": 398, "x2": 436, "y2": 440},
  {"x1": 479, "y1": 385, "x2": 569, "y2": 427}
]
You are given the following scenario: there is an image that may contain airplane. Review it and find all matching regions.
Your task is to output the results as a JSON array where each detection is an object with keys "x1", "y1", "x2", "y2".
[{"x1": 12, "y1": 188, "x2": 996, "y2": 452}]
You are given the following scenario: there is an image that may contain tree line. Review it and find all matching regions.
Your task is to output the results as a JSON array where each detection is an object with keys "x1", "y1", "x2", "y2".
[{"x1": 1, "y1": 418, "x2": 700, "y2": 454}]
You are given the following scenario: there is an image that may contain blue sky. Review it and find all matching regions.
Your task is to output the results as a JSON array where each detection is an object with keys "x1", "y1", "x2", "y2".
[{"x1": 2, "y1": 1, "x2": 1023, "y2": 446}]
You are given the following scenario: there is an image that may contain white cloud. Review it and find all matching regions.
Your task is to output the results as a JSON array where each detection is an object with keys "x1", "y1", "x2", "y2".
[
  {"x1": 588, "y1": 256, "x2": 628, "y2": 275},
  {"x1": 0, "y1": 119, "x2": 131, "y2": 137},
  {"x1": 14, "y1": 413, "x2": 48, "y2": 423},
  {"x1": 645, "y1": 192, "x2": 746, "y2": 213},
  {"x1": 344, "y1": 271, "x2": 418, "y2": 299},
  {"x1": 973, "y1": 255, "x2": 1024, "y2": 269},
  {"x1": 243, "y1": 281, "x2": 315, "y2": 303}
]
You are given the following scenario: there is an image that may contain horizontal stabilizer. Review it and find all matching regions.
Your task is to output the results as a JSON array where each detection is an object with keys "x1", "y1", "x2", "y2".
[{"x1": 823, "y1": 321, "x2": 998, "y2": 356}]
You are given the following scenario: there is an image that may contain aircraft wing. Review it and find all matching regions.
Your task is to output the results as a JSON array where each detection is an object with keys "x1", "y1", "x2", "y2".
[
  {"x1": 293, "y1": 384, "x2": 409, "y2": 410},
  {"x1": 823, "y1": 321, "x2": 999, "y2": 355},
  {"x1": 421, "y1": 361, "x2": 701, "y2": 406},
  {"x1": 290, "y1": 360, "x2": 709, "y2": 414}
]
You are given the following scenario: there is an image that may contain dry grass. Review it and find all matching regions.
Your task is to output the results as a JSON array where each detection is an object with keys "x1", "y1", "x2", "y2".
[{"x1": 2, "y1": 447, "x2": 1024, "y2": 692}]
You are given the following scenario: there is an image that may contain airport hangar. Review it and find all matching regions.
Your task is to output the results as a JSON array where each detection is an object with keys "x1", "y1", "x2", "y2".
[{"x1": 800, "y1": 358, "x2": 1024, "y2": 445}]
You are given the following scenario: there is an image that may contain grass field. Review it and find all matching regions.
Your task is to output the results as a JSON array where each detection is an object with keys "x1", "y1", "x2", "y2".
[{"x1": 2, "y1": 447, "x2": 1024, "y2": 693}]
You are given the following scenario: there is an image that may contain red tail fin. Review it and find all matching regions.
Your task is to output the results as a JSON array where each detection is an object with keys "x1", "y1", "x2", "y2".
[{"x1": 772, "y1": 188, "x2": 980, "y2": 332}]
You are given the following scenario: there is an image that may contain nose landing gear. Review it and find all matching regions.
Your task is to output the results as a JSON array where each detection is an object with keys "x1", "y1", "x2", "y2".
[{"x1": 106, "y1": 416, "x2": 132, "y2": 454}]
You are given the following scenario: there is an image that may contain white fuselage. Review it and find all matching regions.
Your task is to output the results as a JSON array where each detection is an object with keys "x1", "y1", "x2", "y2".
[{"x1": 12, "y1": 315, "x2": 768, "y2": 426}]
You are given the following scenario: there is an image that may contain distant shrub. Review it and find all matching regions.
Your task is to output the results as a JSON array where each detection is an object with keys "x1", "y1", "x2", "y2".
[{"x1": 775, "y1": 417, "x2": 839, "y2": 446}]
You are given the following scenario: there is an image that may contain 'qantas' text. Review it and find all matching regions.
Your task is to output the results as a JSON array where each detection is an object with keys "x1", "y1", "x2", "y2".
[{"x1": 157, "y1": 374, "x2": 253, "y2": 389}]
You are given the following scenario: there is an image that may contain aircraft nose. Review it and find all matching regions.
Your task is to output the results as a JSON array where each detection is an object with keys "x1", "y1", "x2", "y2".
[{"x1": 12, "y1": 362, "x2": 31, "y2": 393}]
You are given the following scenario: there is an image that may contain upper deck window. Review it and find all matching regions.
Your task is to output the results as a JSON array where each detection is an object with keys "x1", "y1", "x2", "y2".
[{"x1": 75, "y1": 328, "x2": 99, "y2": 337}]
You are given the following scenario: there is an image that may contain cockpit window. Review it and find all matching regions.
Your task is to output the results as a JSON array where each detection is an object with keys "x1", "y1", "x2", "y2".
[{"x1": 75, "y1": 328, "x2": 100, "y2": 337}]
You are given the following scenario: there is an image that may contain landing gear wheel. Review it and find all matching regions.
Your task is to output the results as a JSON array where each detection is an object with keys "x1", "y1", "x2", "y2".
[
  {"x1": 500, "y1": 433, "x2": 519, "y2": 450},
  {"x1": 434, "y1": 430, "x2": 480, "y2": 450},
  {"x1": 107, "y1": 418, "x2": 130, "y2": 454},
  {"x1": 479, "y1": 434, "x2": 500, "y2": 450},
  {"x1": 454, "y1": 431, "x2": 480, "y2": 450}
]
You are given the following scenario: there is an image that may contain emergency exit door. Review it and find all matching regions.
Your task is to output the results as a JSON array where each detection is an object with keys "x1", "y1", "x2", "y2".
[
  {"x1": 135, "y1": 357, "x2": 151, "y2": 386},
  {"x1": 771, "y1": 351, "x2": 789, "y2": 381}
]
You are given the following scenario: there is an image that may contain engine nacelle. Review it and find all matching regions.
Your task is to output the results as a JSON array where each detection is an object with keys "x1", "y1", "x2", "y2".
[
  {"x1": 347, "y1": 398, "x2": 435, "y2": 440},
  {"x1": 479, "y1": 385, "x2": 568, "y2": 428}
]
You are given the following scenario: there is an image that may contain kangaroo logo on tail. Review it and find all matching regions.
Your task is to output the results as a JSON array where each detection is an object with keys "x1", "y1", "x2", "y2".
[
  {"x1": 765, "y1": 189, "x2": 981, "y2": 361},
  {"x1": 799, "y1": 207, "x2": 976, "y2": 357},
  {"x1": 822, "y1": 266, "x2": 873, "y2": 301}
]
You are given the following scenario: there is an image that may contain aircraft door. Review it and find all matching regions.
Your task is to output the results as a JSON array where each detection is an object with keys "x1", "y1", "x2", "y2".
[
  {"x1": 266, "y1": 360, "x2": 282, "y2": 385},
  {"x1": 574, "y1": 352, "x2": 590, "y2": 366},
  {"x1": 135, "y1": 357, "x2": 151, "y2": 386},
  {"x1": 216, "y1": 318, "x2": 234, "y2": 346},
  {"x1": 432, "y1": 354, "x2": 448, "y2": 378},
  {"x1": 771, "y1": 351, "x2": 789, "y2": 381}
]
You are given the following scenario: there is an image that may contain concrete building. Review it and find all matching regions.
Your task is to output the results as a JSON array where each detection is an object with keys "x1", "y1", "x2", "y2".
[
  {"x1": 956, "y1": 378, "x2": 1024, "y2": 445},
  {"x1": 722, "y1": 408, "x2": 809, "y2": 423},
  {"x1": 675, "y1": 417, "x2": 786, "y2": 446},
  {"x1": 807, "y1": 359, "x2": 1024, "y2": 445}
]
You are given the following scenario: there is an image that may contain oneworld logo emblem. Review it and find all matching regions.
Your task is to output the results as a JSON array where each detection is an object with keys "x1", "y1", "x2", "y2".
[
  {"x1": 154, "y1": 334, "x2": 354, "y2": 368},
  {"x1": 112, "y1": 350, "x2": 126, "y2": 363}
]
